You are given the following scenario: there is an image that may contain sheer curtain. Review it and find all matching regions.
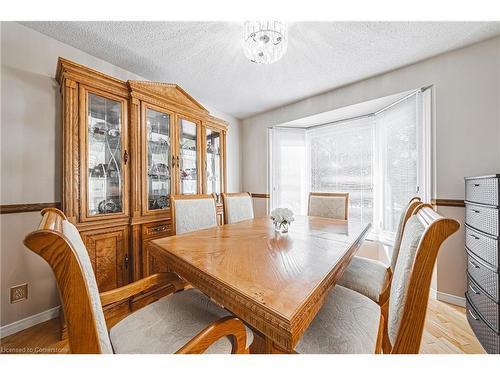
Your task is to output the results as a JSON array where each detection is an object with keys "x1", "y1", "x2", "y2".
[
  {"x1": 269, "y1": 127, "x2": 307, "y2": 215},
  {"x1": 269, "y1": 90, "x2": 430, "y2": 244}
]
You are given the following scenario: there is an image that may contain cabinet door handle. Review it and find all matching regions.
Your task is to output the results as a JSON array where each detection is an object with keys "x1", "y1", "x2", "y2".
[
  {"x1": 468, "y1": 259, "x2": 480, "y2": 269},
  {"x1": 474, "y1": 184, "x2": 480, "y2": 187},
  {"x1": 469, "y1": 284, "x2": 480, "y2": 294},
  {"x1": 472, "y1": 209, "x2": 480, "y2": 214},
  {"x1": 124, "y1": 254, "x2": 129, "y2": 269},
  {"x1": 123, "y1": 150, "x2": 129, "y2": 164},
  {"x1": 469, "y1": 234, "x2": 480, "y2": 240},
  {"x1": 468, "y1": 309, "x2": 479, "y2": 321},
  {"x1": 172, "y1": 155, "x2": 176, "y2": 169}
]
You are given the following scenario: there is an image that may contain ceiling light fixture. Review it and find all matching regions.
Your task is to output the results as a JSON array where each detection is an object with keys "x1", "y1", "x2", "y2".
[{"x1": 243, "y1": 21, "x2": 288, "y2": 64}]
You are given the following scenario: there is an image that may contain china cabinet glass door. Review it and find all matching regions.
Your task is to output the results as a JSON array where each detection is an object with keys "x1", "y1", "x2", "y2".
[
  {"x1": 146, "y1": 108, "x2": 171, "y2": 210},
  {"x1": 178, "y1": 118, "x2": 199, "y2": 195},
  {"x1": 205, "y1": 128, "x2": 222, "y2": 195},
  {"x1": 87, "y1": 92, "x2": 125, "y2": 217}
]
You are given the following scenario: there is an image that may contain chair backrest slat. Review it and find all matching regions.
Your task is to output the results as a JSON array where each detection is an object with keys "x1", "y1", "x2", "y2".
[
  {"x1": 389, "y1": 197, "x2": 421, "y2": 272},
  {"x1": 23, "y1": 208, "x2": 113, "y2": 353},
  {"x1": 388, "y1": 203, "x2": 460, "y2": 353},
  {"x1": 308, "y1": 192, "x2": 349, "y2": 220},
  {"x1": 222, "y1": 192, "x2": 254, "y2": 224},
  {"x1": 171, "y1": 194, "x2": 218, "y2": 234}
]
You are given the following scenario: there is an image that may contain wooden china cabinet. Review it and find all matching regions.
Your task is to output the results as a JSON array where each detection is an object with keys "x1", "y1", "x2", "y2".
[{"x1": 56, "y1": 58, "x2": 228, "y2": 295}]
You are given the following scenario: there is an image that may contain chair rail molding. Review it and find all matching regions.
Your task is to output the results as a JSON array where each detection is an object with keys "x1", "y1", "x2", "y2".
[
  {"x1": 431, "y1": 198, "x2": 465, "y2": 207},
  {"x1": 250, "y1": 193, "x2": 270, "y2": 199},
  {"x1": 0, "y1": 202, "x2": 61, "y2": 214}
]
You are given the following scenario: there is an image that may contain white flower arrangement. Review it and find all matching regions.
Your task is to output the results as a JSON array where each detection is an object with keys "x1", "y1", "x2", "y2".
[{"x1": 270, "y1": 207, "x2": 295, "y2": 232}]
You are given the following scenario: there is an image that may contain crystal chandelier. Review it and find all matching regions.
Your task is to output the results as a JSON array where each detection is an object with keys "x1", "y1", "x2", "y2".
[{"x1": 243, "y1": 21, "x2": 288, "y2": 64}]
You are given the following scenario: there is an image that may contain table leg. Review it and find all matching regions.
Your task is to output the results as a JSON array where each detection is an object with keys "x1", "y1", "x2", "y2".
[{"x1": 249, "y1": 330, "x2": 292, "y2": 354}]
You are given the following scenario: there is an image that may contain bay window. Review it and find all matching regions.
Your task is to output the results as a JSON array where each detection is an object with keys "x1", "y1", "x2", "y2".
[{"x1": 269, "y1": 89, "x2": 431, "y2": 243}]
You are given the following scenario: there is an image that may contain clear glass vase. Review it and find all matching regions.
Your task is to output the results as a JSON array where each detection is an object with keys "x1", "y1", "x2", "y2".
[{"x1": 273, "y1": 220, "x2": 289, "y2": 234}]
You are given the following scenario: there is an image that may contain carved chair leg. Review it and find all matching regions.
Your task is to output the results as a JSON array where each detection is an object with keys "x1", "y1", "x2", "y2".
[
  {"x1": 375, "y1": 314, "x2": 384, "y2": 354},
  {"x1": 380, "y1": 300, "x2": 391, "y2": 353},
  {"x1": 59, "y1": 308, "x2": 68, "y2": 341}
]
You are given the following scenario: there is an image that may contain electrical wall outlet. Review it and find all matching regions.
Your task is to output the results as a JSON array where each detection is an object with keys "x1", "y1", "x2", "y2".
[{"x1": 10, "y1": 283, "x2": 28, "y2": 303}]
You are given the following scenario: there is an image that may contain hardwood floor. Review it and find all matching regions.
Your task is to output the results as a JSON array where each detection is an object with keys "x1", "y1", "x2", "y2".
[
  {"x1": 1, "y1": 318, "x2": 68, "y2": 354},
  {"x1": 0, "y1": 297, "x2": 485, "y2": 354},
  {"x1": 421, "y1": 299, "x2": 485, "y2": 354}
]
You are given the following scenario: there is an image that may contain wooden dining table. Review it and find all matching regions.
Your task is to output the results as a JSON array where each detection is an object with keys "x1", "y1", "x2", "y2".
[{"x1": 148, "y1": 215, "x2": 371, "y2": 353}]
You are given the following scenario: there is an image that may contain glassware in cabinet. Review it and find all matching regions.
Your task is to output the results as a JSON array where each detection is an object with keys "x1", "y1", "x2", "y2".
[
  {"x1": 178, "y1": 118, "x2": 199, "y2": 195},
  {"x1": 87, "y1": 92, "x2": 124, "y2": 216},
  {"x1": 205, "y1": 128, "x2": 222, "y2": 195},
  {"x1": 146, "y1": 108, "x2": 171, "y2": 210}
]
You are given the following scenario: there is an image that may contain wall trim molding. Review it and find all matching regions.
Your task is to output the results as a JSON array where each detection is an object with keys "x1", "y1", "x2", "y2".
[
  {"x1": 431, "y1": 288, "x2": 466, "y2": 307},
  {"x1": 0, "y1": 305, "x2": 61, "y2": 339},
  {"x1": 251, "y1": 193, "x2": 270, "y2": 199},
  {"x1": 0, "y1": 197, "x2": 465, "y2": 211},
  {"x1": 0, "y1": 202, "x2": 61, "y2": 215},
  {"x1": 431, "y1": 198, "x2": 465, "y2": 207}
]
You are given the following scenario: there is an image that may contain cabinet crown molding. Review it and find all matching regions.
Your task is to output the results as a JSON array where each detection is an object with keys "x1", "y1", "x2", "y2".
[
  {"x1": 128, "y1": 81, "x2": 209, "y2": 115},
  {"x1": 56, "y1": 57, "x2": 229, "y2": 127},
  {"x1": 56, "y1": 57, "x2": 129, "y2": 97}
]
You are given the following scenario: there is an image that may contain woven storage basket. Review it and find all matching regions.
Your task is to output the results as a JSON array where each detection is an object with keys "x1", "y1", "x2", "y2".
[
  {"x1": 465, "y1": 176, "x2": 499, "y2": 207},
  {"x1": 468, "y1": 275, "x2": 499, "y2": 332},
  {"x1": 466, "y1": 251, "x2": 499, "y2": 302},
  {"x1": 465, "y1": 203, "x2": 500, "y2": 237},
  {"x1": 465, "y1": 225, "x2": 499, "y2": 269},
  {"x1": 466, "y1": 295, "x2": 500, "y2": 354}
]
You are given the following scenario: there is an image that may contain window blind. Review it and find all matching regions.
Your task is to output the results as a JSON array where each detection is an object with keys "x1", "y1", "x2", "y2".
[
  {"x1": 376, "y1": 95, "x2": 418, "y2": 235},
  {"x1": 309, "y1": 117, "x2": 375, "y2": 223}
]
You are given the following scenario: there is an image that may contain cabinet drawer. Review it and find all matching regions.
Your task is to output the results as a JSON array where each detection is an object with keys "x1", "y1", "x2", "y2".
[
  {"x1": 465, "y1": 177, "x2": 499, "y2": 206},
  {"x1": 465, "y1": 203, "x2": 500, "y2": 237},
  {"x1": 465, "y1": 225, "x2": 500, "y2": 268},
  {"x1": 466, "y1": 295, "x2": 500, "y2": 354},
  {"x1": 142, "y1": 221, "x2": 172, "y2": 238},
  {"x1": 467, "y1": 251, "x2": 499, "y2": 302},
  {"x1": 467, "y1": 276, "x2": 499, "y2": 332}
]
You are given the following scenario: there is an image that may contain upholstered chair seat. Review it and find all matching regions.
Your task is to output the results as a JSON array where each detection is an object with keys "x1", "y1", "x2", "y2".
[
  {"x1": 222, "y1": 193, "x2": 254, "y2": 224},
  {"x1": 110, "y1": 288, "x2": 253, "y2": 354},
  {"x1": 337, "y1": 198, "x2": 421, "y2": 304},
  {"x1": 295, "y1": 285, "x2": 381, "y2": 354},
  {"x1": 336, "y1": 257, "x2": 390, "y2": 303}
]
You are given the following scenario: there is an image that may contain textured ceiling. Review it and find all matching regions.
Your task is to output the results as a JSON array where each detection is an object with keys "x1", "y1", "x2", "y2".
[{"x1": 21, "y1": 21, "x2": 500, "y2": 119}]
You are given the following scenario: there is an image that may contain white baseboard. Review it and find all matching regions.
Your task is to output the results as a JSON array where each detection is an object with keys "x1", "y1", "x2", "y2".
[
  {"x1": 0, "y1": 305, "x2": 61, "y2": 339},
  {"x1": 431, "y1": 288, "x2": 466, "y2": 307}
]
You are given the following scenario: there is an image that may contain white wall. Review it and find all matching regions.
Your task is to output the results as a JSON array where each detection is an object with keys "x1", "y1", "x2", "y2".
[
  {"x1": 0, "y1": 21, "x2": 242, "y2": 329},
  {"x1": 242, "y1": 36, "x2": 500, "y2": 301}
]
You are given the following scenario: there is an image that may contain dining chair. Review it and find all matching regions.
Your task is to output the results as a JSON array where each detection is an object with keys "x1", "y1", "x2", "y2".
[
  {"x1": 170, "y1": 194, "x2": 218, "y2": 234},
  {"x1": 23, "y1": 208, "x2": 253, "y2": 354},
  {"x1": 307, "y1": 192, "x2": 349, "y2": 220},
  {"x1": 221, "y1": 192, "x2": 254, "y2": 224},
  {"x1": 336, "y1": 197, "x2": 421, "y2": 349},
  {"x1": 295, "y1": 203, "x2": 459, "y2": 354}
]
